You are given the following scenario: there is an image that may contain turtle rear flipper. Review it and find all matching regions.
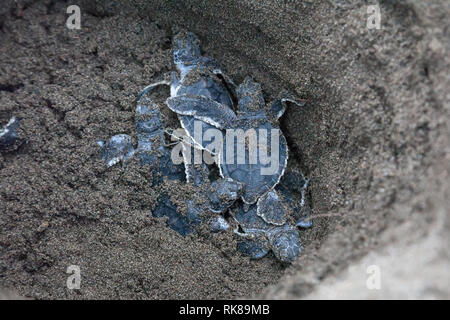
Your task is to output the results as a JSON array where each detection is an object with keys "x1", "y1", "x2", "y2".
[
  {"x1": 233, "y1": 203, "x2": 271, "y2": 233},
  {"x1": 233, "y1": 197, "x2": 301, "y2": 263}
]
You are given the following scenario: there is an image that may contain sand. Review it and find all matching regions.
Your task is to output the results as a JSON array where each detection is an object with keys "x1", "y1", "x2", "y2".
[{"x1": 1, "y1": 0, "x2": 449, "y2": 299}]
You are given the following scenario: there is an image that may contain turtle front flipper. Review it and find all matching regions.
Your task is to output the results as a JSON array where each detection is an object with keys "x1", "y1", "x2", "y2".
[
  {"x1": 166, "y1": 95, "x2": 237, "y2": 129},
  {"x1": 0, "y1": 117, "x2": 23, "y2": 152},
  {"x1": 168, "y1": 94, "x2": 236, "y2": 156},
  {"x1": 98, "y1": 134, "x2": 135, "y2": 167},
  {"x1": 178, "y1": 115, "x2": 222, "y2": 154},
  {"x1": 267, "y1": 93, "x2": 307, "y2": 123}
]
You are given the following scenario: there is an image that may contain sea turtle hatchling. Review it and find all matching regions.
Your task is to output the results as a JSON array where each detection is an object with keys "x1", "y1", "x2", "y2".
[
  {"x1": 233, "y1": 167, "x2": 311, "y2": 263},
  {"x1": 167, "y1": 76, "x2": 296, "y2": 205},
  {"x1": 98, "y1": 31, "x2": 312, "y2": 263}
]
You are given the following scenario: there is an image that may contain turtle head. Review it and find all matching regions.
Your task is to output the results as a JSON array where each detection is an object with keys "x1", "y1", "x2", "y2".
[
  {"x1": 173, "y1": 31, "x2": 202, "y2": 76},
  {"x1": 236, "y1": 77, "x2": 266, "y2": 115}
]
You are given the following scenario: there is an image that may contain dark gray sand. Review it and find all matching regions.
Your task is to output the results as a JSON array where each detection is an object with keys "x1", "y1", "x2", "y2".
[{"x1": 1, "y1": 0, "x2": 449, "y2": 299}]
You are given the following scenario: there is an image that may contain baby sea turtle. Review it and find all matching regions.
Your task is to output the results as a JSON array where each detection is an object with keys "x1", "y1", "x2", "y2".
[
  {"x1": 98, "y1": 31, "x2": 312, "y2": 263},
  {"x1": 233, "y1": 167, "x2": 311, "y2": 263},
  {"x1": 167, "y1": 76, "x2": 292, "y2": 205}
]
